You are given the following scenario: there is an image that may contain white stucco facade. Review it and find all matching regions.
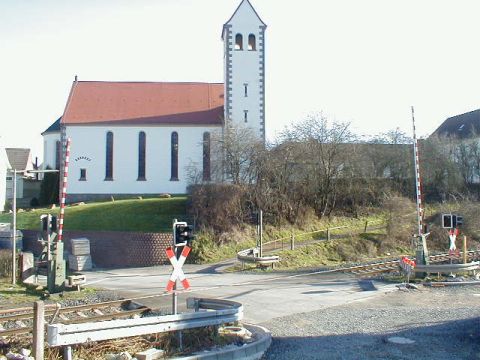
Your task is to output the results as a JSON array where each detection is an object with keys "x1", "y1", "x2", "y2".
[
  {"x1": 43, "y1": 132, "x2": 61, "y2": 170},
  {"x1": 66, "y1": 125, "x2": 221, "y2": 198},
  {"x1": 42, "y1": 0, "x2": 266, "y2": 200},
  {"x1": 0, "y1": 147, "x2": 7, "y2": 210},
  {"x1": 224, "y1": 0, "x2": 266, "y2": 141}
]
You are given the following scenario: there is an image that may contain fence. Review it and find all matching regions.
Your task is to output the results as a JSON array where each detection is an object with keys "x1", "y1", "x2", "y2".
[{"x1": 260, "y1": 219, "x2": 386, "y2": 253}]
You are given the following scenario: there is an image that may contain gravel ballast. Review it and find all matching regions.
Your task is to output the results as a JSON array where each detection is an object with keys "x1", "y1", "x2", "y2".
[{"x1": 261, "y1": 285, "x2": 480, "y2": 359}]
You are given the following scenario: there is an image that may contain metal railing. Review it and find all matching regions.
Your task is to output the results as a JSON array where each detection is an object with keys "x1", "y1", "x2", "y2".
[
  {"x1": 237, "y1": 248, "x2": 280, "y2": 267},
  {"x1": 47, "y1": 298, "x2": 243, "y2": 347}
]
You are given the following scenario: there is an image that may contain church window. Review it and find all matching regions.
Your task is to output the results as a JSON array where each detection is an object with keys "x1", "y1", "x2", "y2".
[
  {"x1": 244, "y1": 110, "x2": 248, "y2": 123},
  {"x1": 248, "y1": 34, "x2": 256, "y2": 51},
  {"x1": 79, "y1": 168, "x2": 86, "y2": 181},
  {"x1": 235, "y1": 34, "x2": 243, "y2": 50},
  {"x1": 55, "y1": 140, "x2": 61, "y2": 170},
  {"x1": 244, "y1": 83, "x2": 248, "y2": 97},
  {"x1": 170, "y1": 132, "x2": 179, "y2": 181},
  {"x1": 105, "y1": 131, "x2": 113, "y2": 180},
  {"x1": 138, "y1": 131, "x2": 146, "y2": 180},
  {"x1": 203, "y1": 132, "x2": 211, "y2": 181}
]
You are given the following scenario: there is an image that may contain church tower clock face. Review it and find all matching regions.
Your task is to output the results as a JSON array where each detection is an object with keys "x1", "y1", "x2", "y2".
[{"x1": 223, "y1": 0, "x2": 266, "y2": 142}]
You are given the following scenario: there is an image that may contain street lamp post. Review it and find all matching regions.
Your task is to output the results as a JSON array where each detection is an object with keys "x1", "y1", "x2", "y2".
[
  {"x1": 8, "y1": 168, "x2": 59, "y2": 286},
  {"x1": 11, "y1": 169, "x2": 17, "y2": 285}
]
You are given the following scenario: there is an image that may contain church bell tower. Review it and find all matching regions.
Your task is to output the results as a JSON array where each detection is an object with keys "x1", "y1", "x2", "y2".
[{"x1": 222, "y1": 0, "x2": 266, "y2": 143}]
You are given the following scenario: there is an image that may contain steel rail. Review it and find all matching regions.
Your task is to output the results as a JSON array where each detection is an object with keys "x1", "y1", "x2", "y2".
[
  {"x1": 0, "y1": 299, "x2": 140, "y2": 320},
  {"x1": 0, "y1": 301, "x2": 149, "y2": 337}
]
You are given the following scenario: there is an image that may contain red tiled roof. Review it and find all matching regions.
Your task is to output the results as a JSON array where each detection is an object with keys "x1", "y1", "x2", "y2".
[{"x1": 61, "y1": 81, "x2": 224, "y2": 126}]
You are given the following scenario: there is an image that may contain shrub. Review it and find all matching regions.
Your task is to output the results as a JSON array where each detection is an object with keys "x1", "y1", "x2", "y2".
[
  {"x1": 30, "y1": 197, "x2": 39, "y2": 207},
  {"x1": 188, "y1": 184, "x2": 250, "y2": 234},
  {"x1": 39, "y1": 167, "x2": 59, "y2": 205},
  {"x1": 384, "y1": 195, "x2": 416, "y2": 248},
  {"x1": 0, "y1": 250, "x2": 12, "y2": 278}
]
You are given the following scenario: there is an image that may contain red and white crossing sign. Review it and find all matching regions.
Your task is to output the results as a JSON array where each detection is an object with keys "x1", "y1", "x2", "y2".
[
  {"x1": 448, "y1": 228, "x2": 460, "y2": 255},
  {"x1": 399, "y1": 257, "x2": 416, "y2": 274},
  {"x1": 166, "y1": 246, "x2": 191, "y2": 292}
]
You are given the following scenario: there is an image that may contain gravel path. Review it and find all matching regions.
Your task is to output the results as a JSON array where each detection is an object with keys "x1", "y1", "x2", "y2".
[{"x1": 261, "y1": 285, "x2": 480, "y2": 360}]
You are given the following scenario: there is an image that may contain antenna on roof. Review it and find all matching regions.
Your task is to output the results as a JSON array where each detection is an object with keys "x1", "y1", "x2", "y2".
[{"x1": 74, "y1": 75, "x2": 78, "y2": 82}]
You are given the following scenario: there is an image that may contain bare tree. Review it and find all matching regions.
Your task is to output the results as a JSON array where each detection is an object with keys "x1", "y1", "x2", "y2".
[{"x1": 280, "y1": 114, "x2": 355, "y2": 217}]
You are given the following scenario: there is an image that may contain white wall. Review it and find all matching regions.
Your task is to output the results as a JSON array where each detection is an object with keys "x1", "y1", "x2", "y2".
[
  {"x1": 225, "y1": 0, "x2": 265, "y2": 140},
  {"x1": 65, "y1": 125, "x2": 221, "y2": 195},
  {"x1": 0, "y1": 147, "x2": 7, "y2": 210},
  {"x1": 43, "y1": 132, "x2": 61, "y2": 170}
]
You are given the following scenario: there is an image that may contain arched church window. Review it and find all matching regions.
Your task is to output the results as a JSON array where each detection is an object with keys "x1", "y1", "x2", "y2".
[
  {"x1": 138, "y1": 131, "x2": 146, "y2": 180},
  {"x1": 105, "y1": 131, "x2": 113, "y2": 180},
  {"x1": 203, "y1": 132, "x2": 211, "y2": 181},
  {"x1": 248, "y1": 34, "x2": 256, "y2": 51},
  {"x1": 235, "y1": 34, "x2": 243, "y2": 50},
  {"x1": 171, "y1": 132, "x2": 179, "y2": 181}
]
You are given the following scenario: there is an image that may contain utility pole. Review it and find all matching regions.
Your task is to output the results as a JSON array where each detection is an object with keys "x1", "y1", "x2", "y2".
[
  {"x1": 8, "y1": 168, "x2": 61, "y2": 288},
  {"x1": 259, "y1": 210, "x2": 263, "y2": 258},
  {"x1": 11, "y1": 169, "x2": 17, "y2": 285}
]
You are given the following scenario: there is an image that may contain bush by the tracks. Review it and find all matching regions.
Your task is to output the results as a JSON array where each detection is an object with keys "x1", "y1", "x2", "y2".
[{"x1": 0, "y1": 250, "x2": 15, "y2": 278}]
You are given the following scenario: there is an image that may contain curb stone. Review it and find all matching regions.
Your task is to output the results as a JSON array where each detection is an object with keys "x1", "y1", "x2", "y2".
[{"x1": 170, "y1": 324, "x2": 271, "y2": 360}]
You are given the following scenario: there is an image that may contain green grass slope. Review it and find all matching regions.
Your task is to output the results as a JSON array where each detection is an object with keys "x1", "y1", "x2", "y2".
[{"x1": 0, "y1": 197, "x2": 187, "y2": 232}]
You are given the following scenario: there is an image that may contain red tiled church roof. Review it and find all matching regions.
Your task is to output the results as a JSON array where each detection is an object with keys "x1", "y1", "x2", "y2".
[{"x1": 61, "y1": 81, "x2": 224, "y2": 126}]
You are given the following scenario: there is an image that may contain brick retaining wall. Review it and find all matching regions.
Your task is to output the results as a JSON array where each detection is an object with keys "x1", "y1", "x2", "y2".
[{"x1": 22, "y1": 230, "x2": 172, "y2": 268}]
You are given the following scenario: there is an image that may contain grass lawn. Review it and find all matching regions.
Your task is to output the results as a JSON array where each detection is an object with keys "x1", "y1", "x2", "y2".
[{"x1": 0, "y1": 196, "x2": 187, "y2": 232}]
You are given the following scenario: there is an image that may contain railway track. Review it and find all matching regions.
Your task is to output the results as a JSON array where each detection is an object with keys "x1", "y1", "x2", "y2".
[
  {"x1": 0, "y1": 299, "x2": 150, "y2": 337},
  {"x1": 339, "y1": 250, "x2": 480, "y2": 275}
]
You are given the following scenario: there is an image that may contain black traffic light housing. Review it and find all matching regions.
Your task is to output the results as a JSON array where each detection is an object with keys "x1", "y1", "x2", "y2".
[
  {"x1": 174, "y1": 222, "x2": 195, "y2": 246},
  {"x1": 41, "y1": 214, "x2": 58, "y2": 232},
  {"x1": 442, "y1": 214, "x2": 463, "y2": 229}
]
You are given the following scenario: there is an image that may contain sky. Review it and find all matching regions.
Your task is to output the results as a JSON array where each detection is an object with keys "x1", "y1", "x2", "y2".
[{"x1": 1, "y1": 0, "x2": 480, "y2": 161}]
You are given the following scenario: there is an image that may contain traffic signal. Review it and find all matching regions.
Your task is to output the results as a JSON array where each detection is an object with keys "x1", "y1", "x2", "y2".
[
  {"x1": 442, "y1": 214, "x2": 453, "y2": 229},
  {"x1": 41, "y1": 215, "x2": 58, "y2": 232},
  {"x1": 442, "y1": 214, "x2": 463, "y2": 229},
  {"x1": 174, "y1": 222, "x2": 195, "y2": 246},
  {"x1": 456, "y1": 215, "x2": 463, "y2": 226}
]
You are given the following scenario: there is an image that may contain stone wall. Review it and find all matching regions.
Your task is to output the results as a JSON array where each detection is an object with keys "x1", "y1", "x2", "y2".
[{"x1": 22, "y1": 230, "x2": 173, "y2": 268}]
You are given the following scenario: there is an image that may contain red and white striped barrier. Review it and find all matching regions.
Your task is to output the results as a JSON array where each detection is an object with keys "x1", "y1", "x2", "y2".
[
  {"x1": 400, "y1": 256, "x2": 416, "y2": 274},
  {"x1": 58, "y1": 137, "x2": 71, "y2": 243},
  {"x1": 166, "y1": 246, "x2": 191, "y2": 292},
  {"x1": 411, "y1": 107, "x2": 425, "y2": 236}
]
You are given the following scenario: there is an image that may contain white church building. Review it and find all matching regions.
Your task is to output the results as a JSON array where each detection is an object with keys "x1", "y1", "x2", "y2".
[{"x1": 42, "y1": 0, "x2": 266, "y2": 202}]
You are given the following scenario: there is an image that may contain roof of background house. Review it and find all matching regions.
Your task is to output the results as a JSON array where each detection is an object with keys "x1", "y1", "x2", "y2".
[
  {"x1": 431, "y1": 109, "x2": 480, "y2": 139},
  {"x1": 61, "y1": 81, "x2": 224, "y2": 126},
  {"x1": 42, "y1": 117, "x2": 61, "y2": 135},
  {"x1": 5, "y1": 148, "x2": 32, "y2": 171}
]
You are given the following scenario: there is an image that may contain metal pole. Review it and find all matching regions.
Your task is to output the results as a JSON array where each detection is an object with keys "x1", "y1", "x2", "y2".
[
  {"x1": 12, "y1": 169, "x2": 17, "y2": 285},
  {"x1": 33, "y1": 301, "x2": 45, "y2": 360},
  {"x1": 411, "y1": 106, "x2": 424, "y2": 237},
  {"x1": 259, "y1": 210, "x2": 263, "y2": 258},
  {"x1": 463, "y1": 235, "x2": 467, "y2": 264},
  {"x1": 58, "y1": 138, "x2": 71, "y2": 243},
  {"x1": 172, "y1": 219, "x2": 177, "y2": 315}
]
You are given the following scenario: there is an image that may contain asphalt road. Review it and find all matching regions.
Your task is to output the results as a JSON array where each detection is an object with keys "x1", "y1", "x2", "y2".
[{"x1": 83, "y1": 262, "x2": 397, "y2": 323}]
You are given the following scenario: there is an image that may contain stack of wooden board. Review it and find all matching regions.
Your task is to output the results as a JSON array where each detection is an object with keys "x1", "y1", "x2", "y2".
[{"x1": 68, "y1": 238, "x2": 92, "y2": 271}]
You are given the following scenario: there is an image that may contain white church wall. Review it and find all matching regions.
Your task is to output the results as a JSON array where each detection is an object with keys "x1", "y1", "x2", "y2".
[
  {"x1": 0, "y1": 146, "x2": 7, "y2": 210},
  {"x1": 43, "y1": 132, "x2": 61, "y2": 170},
  {"x1": 65, "y1": 125, "x2": 221, "y2": 198}
]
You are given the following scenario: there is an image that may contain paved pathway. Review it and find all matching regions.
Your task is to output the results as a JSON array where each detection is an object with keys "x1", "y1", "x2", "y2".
[{"x1": 83, "y1": 263, "x2": 397, "y2": 323}]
